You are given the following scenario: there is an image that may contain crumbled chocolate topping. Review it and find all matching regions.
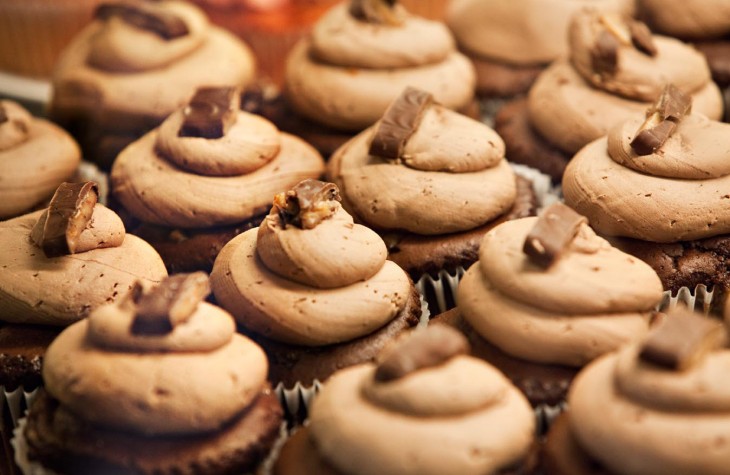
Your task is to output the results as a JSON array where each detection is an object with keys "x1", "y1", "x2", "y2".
[
  {"x1": 179, "y1": 87, "x2": 238, "y2": 139},
  {"x1": 369, "y1": 87, "x2": 433, "y2": 161},
  {"x1": 95, "y1": 1, "x2": 189, "y2": 40},
  {"x1": 523, "y1": 203, "x2": 587, "y2": 268},
  {"x1": 272, "y1": 180, "x2": 340, "y2": 230}
]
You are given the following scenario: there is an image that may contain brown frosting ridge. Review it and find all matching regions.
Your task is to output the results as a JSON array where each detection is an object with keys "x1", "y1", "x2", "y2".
[
  {"x1": 640, "y1": 0, "x2": 730, "y2": 39},
  {"x1": 569, "y1": 345, "x2": 730, "y2": 475},
  {"x1": 458, "y1": 217, "x2": 662, "y2": 367},
  {"x1": 0, "y1": 100, "x2": 81, "y2": 219}
]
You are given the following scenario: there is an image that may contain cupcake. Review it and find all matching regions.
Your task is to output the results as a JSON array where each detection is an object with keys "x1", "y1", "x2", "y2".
[
  {"x1": 543, "y1": 307, "x2": 729, "y2": 474},
  {"x1": 327, "y1": 87, "x2": 538, "y2": 314},
  {"x1": 439, "y1": 203, "x2": 663, "y2": 409},
  {"x1": 0, "y1": 100, "x2": 81, "y2": 220},
  {"x1": 447, "y1": 0, "x2": 634, "y2": 119},
  {"x1": 49, "y1": 0, "x2": 256, "y2": 170},
  {"x1": 273, "y1": 326, "x2": 537, "y2": 475},
  {"x1": 563, "y1": 84, "x2": 730, "y2": 296},
  {"x1": 495, "y1": 9, "x2": 724, "y2": 181},
  {"x1": 210, "y1": 179, "x2": 423, "y2": 389},
  {"x1": 20, "y1": 273, "x2": 283, "y2": 474},
  {"x1": 111, "y1": 86, "x2": 325, "y2": 273},
  {"x1": 267, "y1": 0, "x2": 476, "y2": 157}
]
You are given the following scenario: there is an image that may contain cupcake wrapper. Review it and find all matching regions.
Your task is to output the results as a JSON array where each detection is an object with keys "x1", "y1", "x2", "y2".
[
  {"x1": 275, "y1": 295, "x2": 431, "y2": 421},
  {"x1": 2, "y1": 388, "x2": 38, "y2": 430}
]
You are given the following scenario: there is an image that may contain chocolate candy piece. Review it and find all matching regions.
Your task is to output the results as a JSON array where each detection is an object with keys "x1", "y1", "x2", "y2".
[
  {"x1": 631, "y1": 84, "x2": 691, "y2": 156},
  {"x1": 349, "y1": 0, "x2": 402, "y2": 26},
  {"x1": 95, "y1": 1, "x2": 189, "y2": 40},
  {"x1": 591, "y1": 30, "x2": 620, "y2": 75},
  {"x1": 37, "y1": 182, "x2": 99, "y2": 258},
  {"x1": 375, "y1": 326, "x2": 469, "y2": 382},
  {"x1": 523, "y1": 203, "x2": 587, "y2": 268},
  {"x1": 131, "y1": 272, "x2": 210, "y2": 335},
  {"x1": 273, "y1": 179, "x2": 340, "y2": 230},
  {"x1": 639, "y1": 307, "x2": 724, "y2": 371},
  {"x1": 0, "y1": 104, "x2": 7, "y2": 124},
  {"x1": 179, "y1": 87, "x2": 238, "y2": 139},
  {"x1": 629, "y1": 21, "x2": 657, "y2": 57},
  {"x1": 369, "y1": 87, "x2": 433, "y2": 160}
]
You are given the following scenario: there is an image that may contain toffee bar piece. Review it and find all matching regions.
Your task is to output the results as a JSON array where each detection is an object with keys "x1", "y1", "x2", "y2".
[
  {"x1": 131, "y1": 272, "x2": 211, "y2": 335},
  {"x1": 349, "y1": 0, "x2": 402, "y2": 26},
  {"x1": 0, "y1": 104, "x2": 7, "y2": 124},
  {"x1": 38, "y1": 182, "x2": 99, "y2": 258},
  {"x1": 592, "y1": 30, "x2": 620, "y2": 75},
  {"x1": 273, "y1": 179, "x2": 340, "y2": 230},
  {"x1": 591, "y1": 16, "x2": 657, "y2": 75},
  {"x1": 639, "y1": 307, "x2": 724, "y2": 371},
  {"x1": 179, "y1": 87, "x2": 238, "y2": 139},
  {"x1": 631, "y1": 84, "x2": 691, "y2": 156},
  {"x1": 523, "y1": 203, "x2": 587, "y2": 269},
  {"x1": 375, "y1": 326, "x2": 470, "y2": 382},
  {"x1": 95, "y1": 1, "x2": 189, "y2": 40},
  {"x1": 629, "y1": 21, "x2": 658, "y2": 56},
  {"x1": 369, "y1": 87, "x2": 433, "y2": 160}
]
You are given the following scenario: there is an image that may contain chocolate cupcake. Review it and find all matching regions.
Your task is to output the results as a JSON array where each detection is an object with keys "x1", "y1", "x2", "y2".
[
  {"x1": 543, "y1": 308, "x2": 730, "y2": 475},
  {"x1": 273, "y1": 326, "x2": 537, "y2": 475},
  {"x1": 19, "y1": 273, "x2": 283, "y2": 475},
  {"x1": 268, "y1": 0, "x2": 476, "y2": 157},
  {"x1": 210, "y1": 180, "x2": 423, "y2": 391},
  {"x1": 563, "y1": 85, "x2": 730, "y2": 297},
  {"x1": 111, "y1": 86, "x2": 325, "y2": 273},
  {"x1": 439, "y1": 203, "x2": 663, "y2": 411},
  {"x1": 327, "y1": 87, "x2": 538, "y2": 314},
  {"x1": 49, "y1": 0, "x2": 256, "y2": 170},
  {"x1": 495, "y1": 10, "x2": 723, "y2": 181},
  {"x1": 0, "y1": 100, "x2": 81, "y2": 220}
]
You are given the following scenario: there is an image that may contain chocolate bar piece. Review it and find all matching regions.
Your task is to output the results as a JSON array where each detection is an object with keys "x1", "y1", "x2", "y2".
[
  {"x1": 375, "y1": 326, "x2": 469, "y2": 382},
  {"x1": 639, "y1": 308, "x2": 724, "y2": 371},
  {"x1": 349, "y1": 0, "x2": 402, "y2": 25},
  {"x1": 131, "y1": 272, "x2": 210, "y2": 335},
  {"x1": 273, "y1": 179, "x2": 340, "y2": 229},
  {"x1": 523, "y1": 203, "x2": 587, "y2": 268},
  {"x1": 629, "y1": 21, "x2": 657, "y2": 56},
  {"x1": 630, "y1": 84, "x2": 691, "y2": 156},
  {"x1": 179, "y1": 87, "x2": 237, "y2": 139},
  {"x1": 369, "y1": 87, "x2": 433, "y2": 160},
  {"x1": 0, "y1": 104, "x2": 7, "y2": 124},
  {"x1": 39, "y1": 182, "x2": 99, "y2": 258},
  {"x1": 591, "y1": 30, "x2": 620, "y2": 75},
  {"x1": 95, "y1": 2, "x2": 189, "y2": 40}
]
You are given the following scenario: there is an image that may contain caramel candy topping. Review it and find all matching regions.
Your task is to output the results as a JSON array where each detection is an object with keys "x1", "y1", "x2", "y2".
[
  {"x1": 629, "y1": 21, "x2": 657, "y2": 56},
  {"x1": 0, "y1": 104, "x2": 7, "y2": 124},
  {"x1": 591, "y1": 16, "x2": 657, "y2": 75},
  {"x1": 375, "y1": 326, "x2": 470, "y2": 382},
  {"x1": 523, "y1": 203, "x2": 588, "y2": 269},
  {"x1": 131, "y1": 272, "x2": 211, "y2": 335},
  {"x1": 273, "y1": 180, "x2": 340, "y2": 230},
  {"x1": 631, "y1": 84, "x2": 691, "y2": 156},
  {"x1": 35, "y1": 182, "x2": 99, "y2": 258},
  {"x1": 179, "y1": 87, "x2": 238, "y2": 139},
  {"x1": 639, "y1": 307, "x2": 724, "y2": 371},
  {"x1": 369, "y1": 87, "x2": 433, "y2": 160},
  {"x1": 95, "y1": 1, "x2": 189, "y2": 40},
  {"x1": 349, "y1": 0, "x2": 403, "y2": 26}
]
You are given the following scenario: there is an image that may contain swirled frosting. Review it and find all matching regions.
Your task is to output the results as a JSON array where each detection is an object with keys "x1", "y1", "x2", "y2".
[
  {"x1": 527, "y1": 12, "x2": 723, "y2": 154},
  {"x1": 285, "y1": 2, "x2": 475, "y2": 131},
  {"x1": 211, "y1": 195, "x2": 412, "y2": 347},
  {"x1": 447, "y1": 0, "x2": 635, "y2": 66},
  {"x1": 640, "y1": 0, "x2": 730, "y2": 39},
  {"x1": 568, "y1": 344, "x2": 730, "y2": 475},
  {"x1": 458, "y1": 217, "x2": 662, "y2": 366},
  {"x1": 0, "y1": 205, "x2": 167, "y2": 326},
  {"x1": 328, "y1": 103, "x2": 516, "y2": 235},
  {"x1": 563, "y1": 110, "x2": 730, "y2": 242},
  {"x1": 111, "y1": 109, "x2": 325, "y2": 228},
  {"x1": 0, "y1": 100, "x2": 81, "y2": 219},
  {"x1": 42, "y1": 290, "x2": 268, "y2": 436},
  {"x1": 306, "y1": 353, "x2": 535, "y2": 474}
]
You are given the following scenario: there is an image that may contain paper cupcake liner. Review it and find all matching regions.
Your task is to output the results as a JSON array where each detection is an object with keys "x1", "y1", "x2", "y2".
[
  {"x1": 275, "y1": 295, "x2": 431, "y2": 421},
  {"x1": 1, "y1": 388, "x2": 38, "y2": 430},
  {"x1": 510, "y1": 163, "x2": 562, "y2": 211}
]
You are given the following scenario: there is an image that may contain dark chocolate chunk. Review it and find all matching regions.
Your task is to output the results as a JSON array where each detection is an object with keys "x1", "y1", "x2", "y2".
[
  {"x1": 653, "y1": 84, "x2": 692, "y2": 121},
  {"x1": 369, "y1": 87, "x2": 433, "y2": 160},
  {"x1": 349, "y1": 0, "x2": 402, "y2": 25},
  {"x1": 523, "y1": 203, "x2": 587, "y2": 268},
  {"x1": 591, "y1": 30, "x2": 620, "y2": 75},
  {"x1": 639, "y1": 307, "x2": 724, "y2": 371},
  {"x1": 95, "y1": 2, "x2": 189, "y2": 40},
  {"x1": 179, "y1": 87, "x2": 238, "y2": 139},
  {"x1": 630, "y1": 84, "x2": 691, "y2": 156},
  {"x1": 629, "y1": 21, "x2": 657, "y2": 57},
  {"x1": 273, "y1": 179, "x2": 340, "y2": 230},
  {"x1": 131, "y1": 272, "x2": 210, "y2": 335},
  {"x1": 39, "y1": 182, "x2": 99, "y2": 258},
  {"x1": 0, "y1": 104, "x2": 7, "y2": 124},
  {"x1": 375, "y1": 326, "x2": 469, "y2": 382}
]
